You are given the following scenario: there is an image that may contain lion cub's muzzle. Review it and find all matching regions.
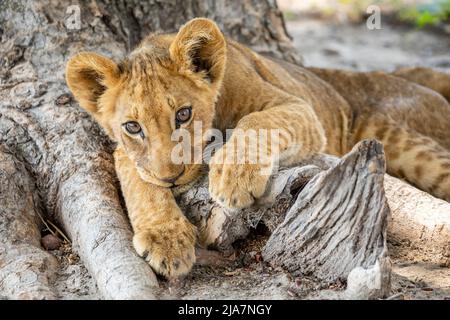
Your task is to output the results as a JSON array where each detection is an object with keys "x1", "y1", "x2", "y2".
[{"x1": 158, "y1": 166, "x2": 185, "y2": 185}]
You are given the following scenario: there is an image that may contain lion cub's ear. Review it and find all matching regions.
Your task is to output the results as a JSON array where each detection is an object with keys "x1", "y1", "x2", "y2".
[
  {"x1": 169, "y1": 18, "x2": 227, "y2": 86},
  {"x1": 65, "y1": 52, "x2": 120, "y2": 116}
]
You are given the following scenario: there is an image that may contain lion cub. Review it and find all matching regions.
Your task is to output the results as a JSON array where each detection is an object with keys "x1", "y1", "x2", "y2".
[{"x1": 66, "y1": 18, "x2": 450, "y2": 278}]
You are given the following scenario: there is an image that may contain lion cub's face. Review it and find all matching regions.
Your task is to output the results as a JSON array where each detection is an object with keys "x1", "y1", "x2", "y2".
[
  {"x1": 66, "y1": 19, "x2": 227, "y2": 187},
  {"x1": 109, "y1": 60, "x2": 218, "y2": 187}
]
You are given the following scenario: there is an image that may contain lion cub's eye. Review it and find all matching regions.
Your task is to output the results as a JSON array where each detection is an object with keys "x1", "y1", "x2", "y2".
[
  {"x1": 175, "y1": 107, "x2": 192, "y2": 126},
  {"x1": 123, "y1": 121, "x2": 142, "y2": 135}
]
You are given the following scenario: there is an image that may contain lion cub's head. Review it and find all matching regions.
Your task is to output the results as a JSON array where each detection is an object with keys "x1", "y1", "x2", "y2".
[{"x1": 66, "y1": 19, "x2": 226, "y2": 187}]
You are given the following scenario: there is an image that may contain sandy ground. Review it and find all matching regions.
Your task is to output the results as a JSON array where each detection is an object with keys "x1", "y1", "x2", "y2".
[
  {"x1": 49, "y1": 18, "x2": 450, "y2": 300},
  {"x1": 289, "y1": 18, "x2": 450, "y2": 72}
]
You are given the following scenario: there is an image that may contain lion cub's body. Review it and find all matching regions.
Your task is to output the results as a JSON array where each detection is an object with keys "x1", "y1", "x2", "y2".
[
  {"x1": 210, "y1": 39, "x2": 450, "y2": 200},
  {"x1": 66, "y1": 18, "x2": 450, "y2": 278}
]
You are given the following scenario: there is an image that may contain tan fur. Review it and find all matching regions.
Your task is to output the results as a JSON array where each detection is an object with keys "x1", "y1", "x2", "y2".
[{"x1": 66, "y1": 18, "x2": 450, "y2": 278}]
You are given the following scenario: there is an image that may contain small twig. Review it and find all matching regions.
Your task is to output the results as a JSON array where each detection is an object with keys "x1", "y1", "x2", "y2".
[
  {"x1": 385, "y1": 293, "x2": 405, "y2": 300},
  {"x1": 35, "y1": 210, "x2": 57, "y2": 237},
  {"x1": 45, "y1": 219, "x2": 71, "y2": 244},
  {"x1": 34, "y1": 202, "x2": 71, "y2": 244}
]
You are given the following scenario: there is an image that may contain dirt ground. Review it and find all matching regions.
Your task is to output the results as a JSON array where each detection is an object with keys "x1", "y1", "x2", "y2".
[
  {"x1": 289, "y1": 18, "x2": 450, "y2": 72},
  {"x1": 48, "y1": 17, "x2": 450, "y2": 300}
]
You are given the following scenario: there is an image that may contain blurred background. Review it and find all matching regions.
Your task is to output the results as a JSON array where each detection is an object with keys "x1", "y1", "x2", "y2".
[{"x1": 278, "y1": 0, "x2": 450, "y2": 71}]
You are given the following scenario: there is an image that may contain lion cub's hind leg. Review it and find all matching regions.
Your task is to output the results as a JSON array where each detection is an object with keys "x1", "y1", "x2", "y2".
[
  {"x1": 354, "y1": 115, "x2": 450, "y2": 202},
  {"x1": 393, "y1": 67, "x2": 450, "y2": 103}
]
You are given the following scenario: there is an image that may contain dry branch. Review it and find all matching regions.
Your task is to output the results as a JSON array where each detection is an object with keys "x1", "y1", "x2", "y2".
[
  {"x1": 263, "y1": 140, "x2": 389, "y2": 281},
  {"x1": 384, "y1": 175, "x2": 450, "y2": 266},
  {"x1": 177, "y1": 140, "x2": 392, "y2": 299},
  {"x1": 263, "y1": 140, "x2": 391, "y2": 299},
  {"x1": 178, "y1": 138, "x2": 450, "y2": 298}
]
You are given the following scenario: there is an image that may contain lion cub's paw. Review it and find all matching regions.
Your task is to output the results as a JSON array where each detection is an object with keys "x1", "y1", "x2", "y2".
[
  {"x1": 133, "y1": 219, "x2": 197, "y2": 278},
  {"x1": 208, "y1": 147, "x2": 272, "y2": 209}
]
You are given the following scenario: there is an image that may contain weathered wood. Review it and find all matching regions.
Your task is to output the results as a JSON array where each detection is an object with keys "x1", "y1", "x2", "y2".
[
  {"x1": 179, "y1": 139, "x2": 450, "y2": 299},
  {"x1": 0, "y1": 146, "x2": 58, "y2": 299},
  {"x1": 178, "y1": 140, "x2": 392, "y2": 299},
  {"x1": 385, "y1": 175, "x2": 450, "y2": 267},
  {"x1": 178, "y1": 140, "x2": 393, "y2": 298},
  {"x1": 263, "y1": 140, "x2": 390, "y2": 282}
]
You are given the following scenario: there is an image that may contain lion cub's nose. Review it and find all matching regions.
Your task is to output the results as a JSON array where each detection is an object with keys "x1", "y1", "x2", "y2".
[{"x1": 160, "y1": 167, "x2": 185, "y2": 184}]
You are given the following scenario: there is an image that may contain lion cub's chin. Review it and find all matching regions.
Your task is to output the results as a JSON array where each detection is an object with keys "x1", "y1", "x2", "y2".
[
  {"x1": 136, "y1": 164, "x2": 206, "y2": 190},
  {"x1": 135, "y1": 167, "x2": 170, "y2": 187}
]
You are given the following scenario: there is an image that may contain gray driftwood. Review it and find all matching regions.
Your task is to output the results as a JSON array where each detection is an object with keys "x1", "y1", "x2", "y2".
[
  {"x1": 179, "y1": 138, "x2": 450, "y2": 298},
  {"x1": 178, "y1": 140, "x2": 392, "y2": 299},
  {"x1": 384, "y1": 175, "x2": 450, "y2": 267},
  {"x1": 263, "y1": 140, "x2": 390, "y2": 283}
]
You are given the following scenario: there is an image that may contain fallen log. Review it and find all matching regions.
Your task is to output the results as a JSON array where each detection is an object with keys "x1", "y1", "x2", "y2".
[
  {"x1": 177, "y1": 140, "x2": 392, "y2": 299},
  {"x1": 384, "y1": 175, "x2": 450, "y2": 267},
  {"x1": 178, "y1": 138, "x2": 450, "y2": 298},
  {"x1": 262, "y1": 140, "x2": 391, "y2": 299},
  {"x1": 263, "y1": 140, "x2": 390, "y2": 281}
]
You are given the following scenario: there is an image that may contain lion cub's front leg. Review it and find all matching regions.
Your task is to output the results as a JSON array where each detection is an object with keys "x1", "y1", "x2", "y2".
[
  {"x1": 209, "y1": 102, "x2": 326, "y2": 209},
  {"x1": 114, "y1": 148, "x2": 196, "y2": 278}
]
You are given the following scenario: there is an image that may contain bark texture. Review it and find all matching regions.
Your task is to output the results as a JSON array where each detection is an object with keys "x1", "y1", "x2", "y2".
[
  {"x1": 0, "y1": 0, "x2": 299, "y2": 299},
  {"x1": 0, "y1": 145, "x2": 58, "y2": 299},
  {"x1": 263, "y1": 140, "x2": 390, "y2": 285},
  {"x1": 93, "y1": 0, "x2": 302, "y2": 63}
]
